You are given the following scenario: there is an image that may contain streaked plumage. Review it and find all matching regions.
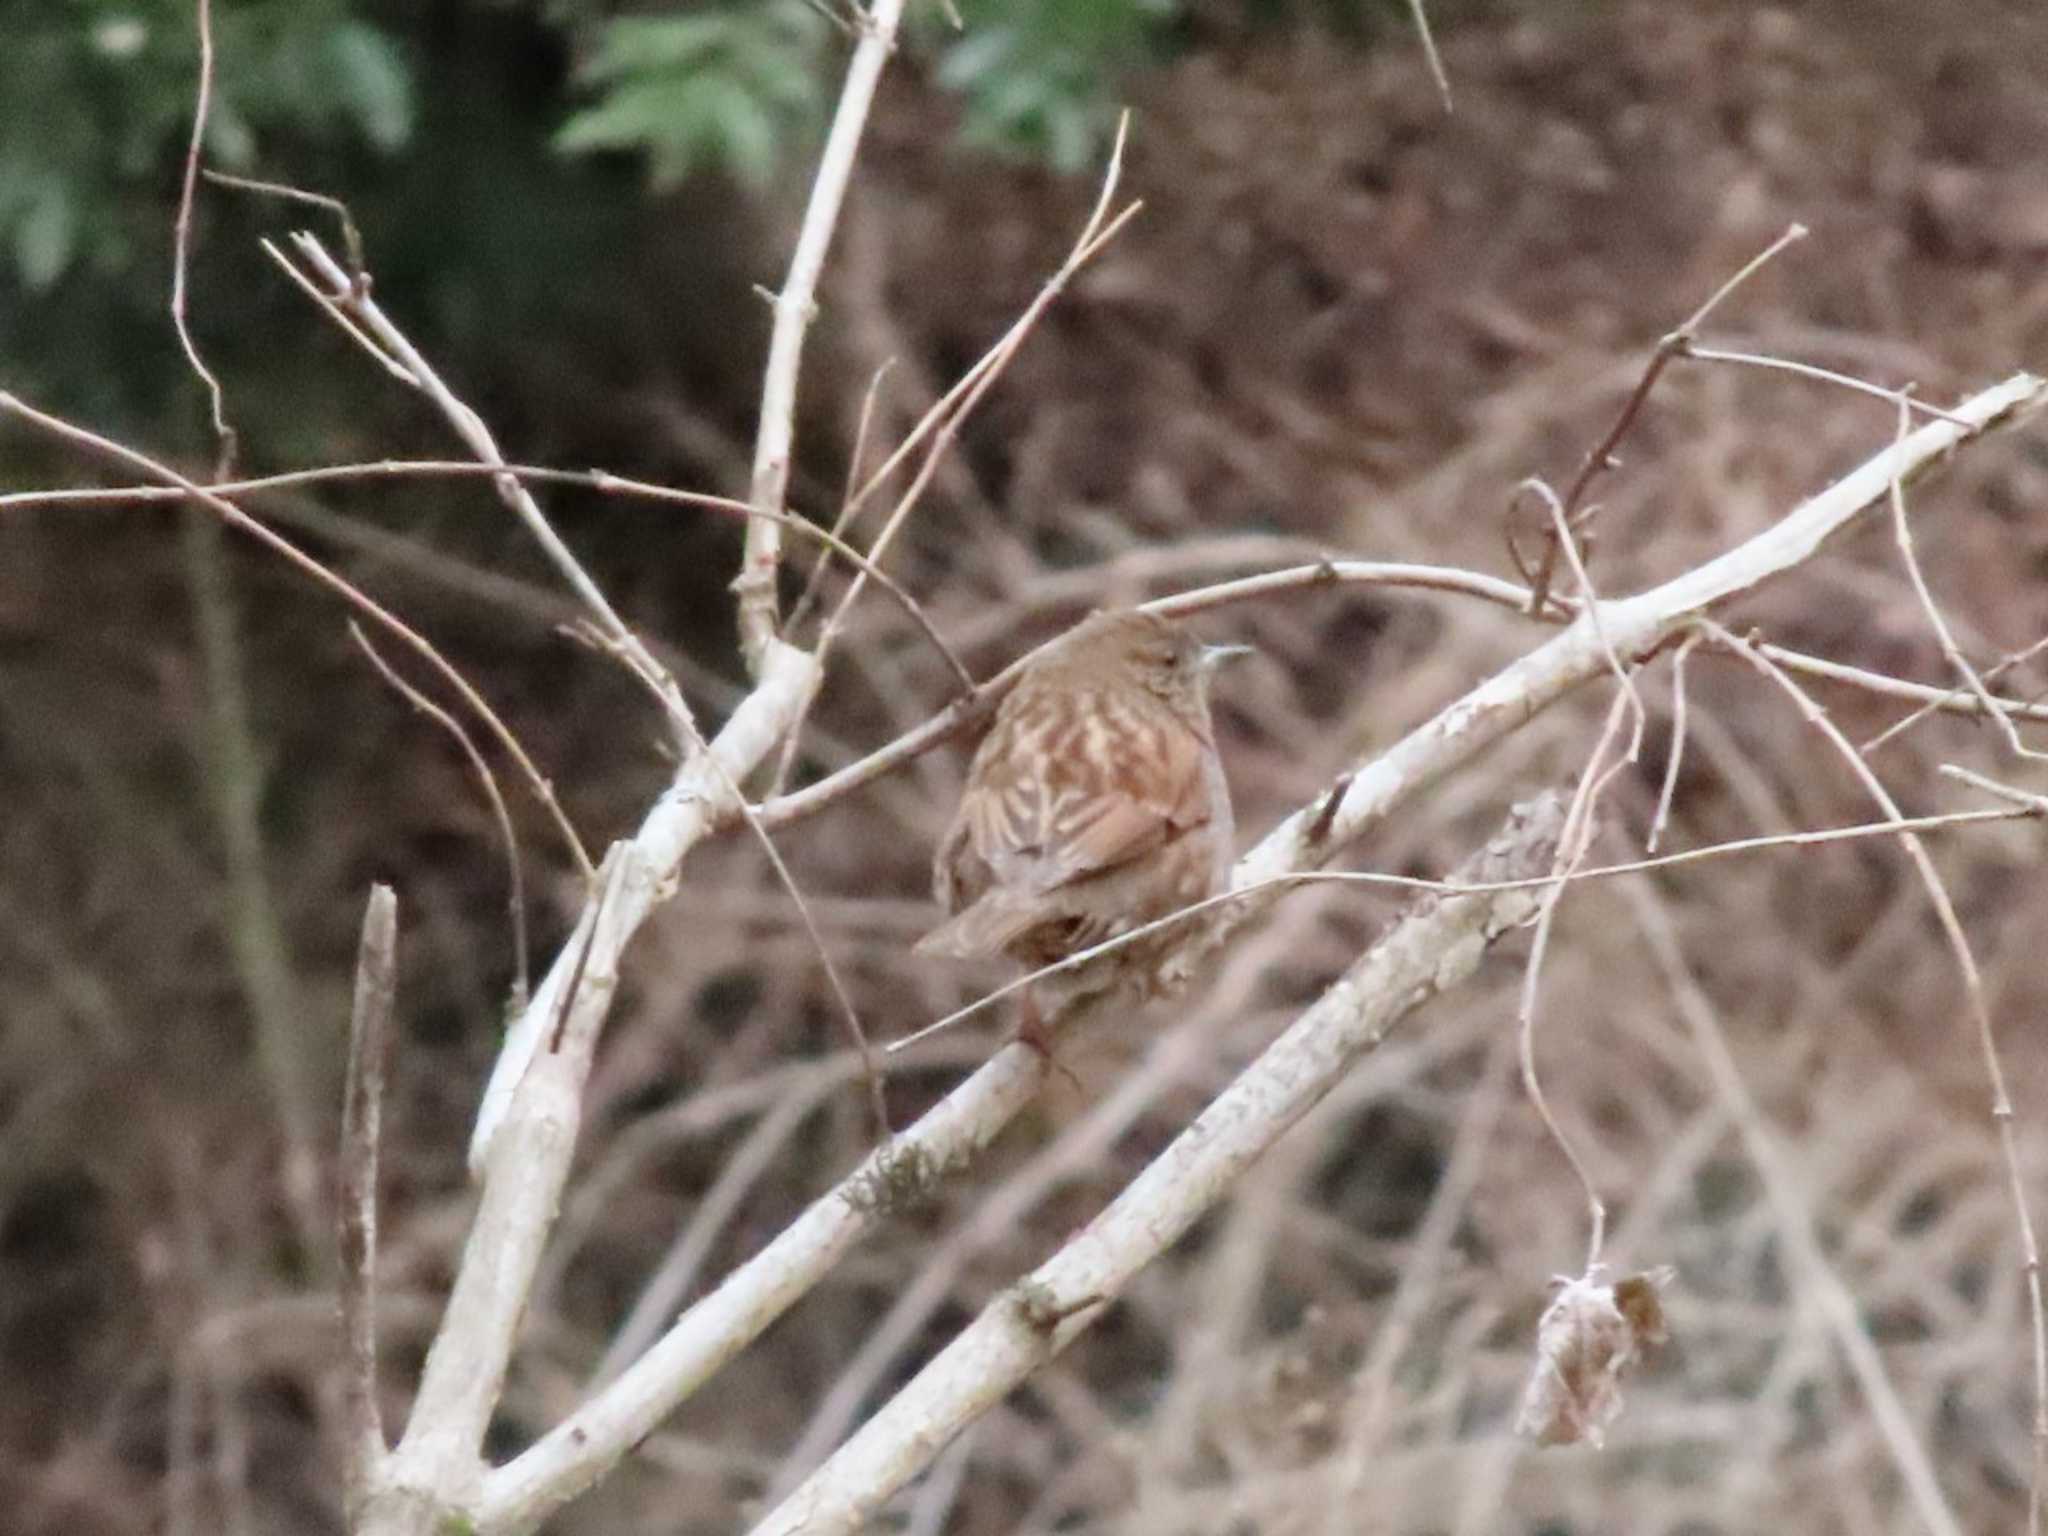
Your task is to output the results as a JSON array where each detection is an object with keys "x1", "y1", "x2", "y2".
[{"x1": 919, "y1": 609, "x2": 1240, "y2": 1008}]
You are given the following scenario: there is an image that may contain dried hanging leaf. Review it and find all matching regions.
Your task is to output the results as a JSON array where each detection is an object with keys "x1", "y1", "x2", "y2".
[{"x1": 1515, "y1": 1266, "x2": 1674, "y2": 1448}]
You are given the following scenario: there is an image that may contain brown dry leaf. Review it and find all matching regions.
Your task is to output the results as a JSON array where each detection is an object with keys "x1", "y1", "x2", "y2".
[{"x1": 1515, "y1": 1265, "x2": 1675, "y2": 1449}]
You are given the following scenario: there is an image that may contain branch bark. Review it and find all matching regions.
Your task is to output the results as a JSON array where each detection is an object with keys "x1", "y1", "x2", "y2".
[
  {"x1": 747, "y1": 792, "x2": 1568, "y2": 1536},
  {"x1": 470, "y1": 372, "x2": 2042, "y2": 1533},
  {"x1": 740, "y1": 0, "x2": 910, "y2": 675}
]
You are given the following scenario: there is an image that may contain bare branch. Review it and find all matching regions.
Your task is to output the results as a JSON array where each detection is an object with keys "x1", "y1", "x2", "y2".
[
  {"x1": 1884, "y1": 396, "x2": 2048, "y2": 761},
  {"x1": 170, "y1": 0, "x2": 234, "y2": 473},
  {"x1": 340, "y1": 885, "x2": 398, "y2": 1521},
  {"x1": 462, "y1": 374, "x2": 2038, "y2": 1533},
  {"x1": 204, "y1": 167, "x2": 366, "y2": 273},
  {"x1": 753, "y1": 557, "x2": 1559, "y2": 834},
  {"x1": 1524, "y1": 222, "x2": 1808, "y2": 613},
  {"x1": 278, "y1": 232, "x2": 689, "y2": 736},
  {"x1": 1706, "y1": 620, "x2": 2048, "y2": 1536},
  {"x1": 740, "y1": 0, "x2": 911, "y2": 675},
  {"x1": 0, "y1": 457, "x2": 971, "y2": 695},
  {"x1": 743, "y1": 794, "x2": 1567, "y2": 1536},
  {"x1": 350, "y1": 625, "x2": 529, "y2": 1006},
  {"x1": 1623, "y1": 875, "x2": 1968, "y2": 1536},
  {"x1": 0, "y1": 390, "x2": 597, "y2": 880}
]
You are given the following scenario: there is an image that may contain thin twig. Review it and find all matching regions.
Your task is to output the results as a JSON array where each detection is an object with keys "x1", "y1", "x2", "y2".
[
  {"x1": 1941, "y1": 763, "x2": 2048, "y2": 814},
  {"x1": 781, "y1": 119, "x2": 1142, "y2": 788},
  {"x1": 1864, "y1": 628, "x2": 2048, "y2": 754},
  {"x1": 788, "y1": 357, "x2": 896, "y2": 633},
  {"x1": 204, "y1": 168, "x2": 366, "y2": 274},
  {"x1": 1706, "y1": 619, "x2": 2048, "y2": 1536},
  {"x1": 1684, "y1": 345, "x2": 1977, "y2": 426},
  {"x1": 1404, "y1": 0, "x2": 1453, "y2": 112},
  {"x1": 258, "y1": 237, "x2": 415, "y2": 382},
  {"x1": 170, "y1": 0, "x2": 235, "y2": 474},
  {"x1": 339, "y1": 885, "x2": 397, "y2": 1521},
  {"x1": 1648, "y1": 633, "x2": 1699, "y2": 852},
  {"x1": 1516, "y1": 689, "x2": 1635, "y2": 1272},
  {"x1": 816, "y1": 120, "x2": 1139, "y2": 688},
  {"x1": 1757, "y1": 641, "x2": 2048, "y2": 732},
  {"x1": 0, "y1": 457, "x2": 972, "y2": 694},
  {"x1": 886, "y1": 797, "x2": 2042, "y2": 1055},
  {"x1": 349, "y1": 624, "x2": 529, "y2": 1008},
  {"x1": 0, "y1": 391, "x2": 596, "y2": 879},
  {"x1": 1884, "y1": 395, "x2": 2048, "y2": 761},
  {"x1": 1524, "y1": 223, "x2": 1807, "y2": 614},
  {"x1": 597, "y1": 634, "x2": 891, "y2": 1140},
  {"x1": 279, "y1": 231, "x2": 690, "y2": 736},
  {"x1": 816, "y1": 138, "x2": 1144, "y2": 557}
]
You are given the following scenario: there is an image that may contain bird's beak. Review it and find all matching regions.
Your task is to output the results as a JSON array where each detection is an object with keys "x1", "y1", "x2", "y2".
[{"x1": 1201, "y1": 642, "x2": 1256, "y2": 671}]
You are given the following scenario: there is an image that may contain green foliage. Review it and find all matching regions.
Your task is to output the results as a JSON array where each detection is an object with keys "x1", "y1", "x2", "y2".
[
  {"x1": 0, "y1": 0, "x2": 414, "y2": 292},
  {"x1": 555, "y1": 1, "x2": 834, "y2": 191},
  {"x1": 555, "y1": 0, "x2": 1188, "y2": 191},
  {"x1": 930, "y1": 0, "x2": 1181, "y2": 173}
]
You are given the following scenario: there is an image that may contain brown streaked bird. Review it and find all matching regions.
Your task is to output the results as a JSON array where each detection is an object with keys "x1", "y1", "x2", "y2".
[{"x1": 918, "y1": 609, "x2": 1248, "y2": 1034}]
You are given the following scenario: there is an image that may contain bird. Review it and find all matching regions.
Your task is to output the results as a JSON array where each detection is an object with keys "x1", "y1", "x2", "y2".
[{"x1": 917, "y1": 608, "x2": 1248, "y2": 1045}]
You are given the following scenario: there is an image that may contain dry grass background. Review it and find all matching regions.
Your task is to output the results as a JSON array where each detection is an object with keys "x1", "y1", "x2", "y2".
[{"x1": 6, "y1": 0, "x2": 2048, "y2": 1531}]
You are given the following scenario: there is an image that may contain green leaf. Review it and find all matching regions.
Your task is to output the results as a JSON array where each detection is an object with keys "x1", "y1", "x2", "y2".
[
  {"x1": 324, "y1": 21, "x2": 414, "y2": 151},
  {"x1": 557, "y1": 2, "x2": 827, "y2": 191}
]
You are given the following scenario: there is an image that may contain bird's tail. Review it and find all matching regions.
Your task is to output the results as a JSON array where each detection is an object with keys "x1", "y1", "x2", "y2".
[{"x1": 913, "y1": 891, "x2": 1044, "y2": 960}]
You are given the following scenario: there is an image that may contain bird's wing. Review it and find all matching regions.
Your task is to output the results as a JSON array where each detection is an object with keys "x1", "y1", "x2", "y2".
[{"x1": 969, "y1": 698, "x2": 1212, "y2": 895}]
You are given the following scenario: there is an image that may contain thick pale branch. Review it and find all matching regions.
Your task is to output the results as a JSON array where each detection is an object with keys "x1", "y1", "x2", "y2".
[
  {"x1": 1238, "y1": 372, "x2": 2044, "y2": 894},
  {"x1": 468, "y1": 370, "x2": 2040, "y2": 1534},
  {"x1": 468, "y1": 639, "x2": 821, "y2": 1170},
  {"x1": 746, "y1": 794, "x2": 1567, "y2": 1536}
]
